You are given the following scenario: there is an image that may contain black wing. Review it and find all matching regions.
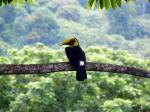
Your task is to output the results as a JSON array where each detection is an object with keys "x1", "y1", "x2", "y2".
[
  {"x1": 65, "y1": 46, "x2": 87, "y2": 81},
  {"x1": 65, "y1": 46, "x2": 86, "y2": 68}
]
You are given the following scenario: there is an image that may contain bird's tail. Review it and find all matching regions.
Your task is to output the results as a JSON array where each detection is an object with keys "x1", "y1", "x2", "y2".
[{"x1": 76, "y1": 67, "x2": 87, "y2": 81}]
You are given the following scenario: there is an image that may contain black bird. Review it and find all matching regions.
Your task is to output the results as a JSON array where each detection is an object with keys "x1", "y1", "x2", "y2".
[{"x1": 62, "y1": 37, "x2": 87, "y2": 81}]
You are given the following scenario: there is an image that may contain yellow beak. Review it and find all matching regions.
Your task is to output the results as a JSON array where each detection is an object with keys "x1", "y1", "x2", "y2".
[
  {"x1": 61, "y1": 41, "x2": 67, "y2": 46},
  {"x1": 61, "y1": 38, "x2": 72, "y2": 46},
  {"x1": 61, "y1": 42, "x2": 65, "y2": 46}
]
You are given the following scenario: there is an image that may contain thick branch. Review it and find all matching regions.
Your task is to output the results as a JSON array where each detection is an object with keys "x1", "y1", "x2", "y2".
[{"x1": 0, "y1": 62, "x2": 149, "y2": 78}]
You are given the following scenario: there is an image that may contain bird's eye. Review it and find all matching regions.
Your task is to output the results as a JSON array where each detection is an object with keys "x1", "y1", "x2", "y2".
[{"x1": 69, "y1": 39, "x2": 75, "y2": 45}]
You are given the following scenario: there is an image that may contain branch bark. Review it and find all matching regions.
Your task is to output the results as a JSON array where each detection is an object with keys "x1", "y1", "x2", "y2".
[{"x1": 0, "y1": 62, "x2": 149, "y2": 78}]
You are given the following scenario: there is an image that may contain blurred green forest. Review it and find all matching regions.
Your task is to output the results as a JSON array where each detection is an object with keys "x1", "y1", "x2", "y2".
[
  {"x1": 0, "y1": 44, "x2": 150, "y2": 112},
  {"x1": 0, "y1": 0, "x2": 150, "y2": 111},
  {"x1": 0, "y1": 0, "x2": 149, "y2": 58}
]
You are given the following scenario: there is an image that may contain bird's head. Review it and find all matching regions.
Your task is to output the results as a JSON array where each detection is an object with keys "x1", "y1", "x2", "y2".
[{"x1": 61, "y1": 37, "x2": 79, "y2": 47}]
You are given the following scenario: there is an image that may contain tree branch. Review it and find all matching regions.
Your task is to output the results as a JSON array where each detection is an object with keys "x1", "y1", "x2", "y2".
[{"x1": 0, "y1": 62, "x2": 149, "y2": 78}]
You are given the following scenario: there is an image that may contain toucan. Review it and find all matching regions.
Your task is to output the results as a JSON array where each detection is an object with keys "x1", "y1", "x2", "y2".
[{"x1": 62, "y1": 37, "x2": 87, "y2": 81}]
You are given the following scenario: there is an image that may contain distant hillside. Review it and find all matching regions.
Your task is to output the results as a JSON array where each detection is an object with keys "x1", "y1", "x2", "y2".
[{"x1": 0, "y1": 0, "x2": 149, "y2": 59}]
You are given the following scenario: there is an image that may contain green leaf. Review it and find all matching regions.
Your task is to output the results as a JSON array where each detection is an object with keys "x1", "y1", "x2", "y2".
[
  {"x1": 88, "y1": 0, "x2": 95, "y2": 7},
  {"x1": 105, "y1": 0, "x2": 110, "y2": 10},
  {"x1": 99, "y1": 0, "x2": 105, "y2": 9},
  {"x1": 3, "y1": 0, "x2": 8, "y2": 5},
  {"x1": 19, "y1": 0, "x2": 23, "y2": 6},
  {"x1": 8, "y1": 0, "x2": 13, "y2": 3},
  {"x1": 125, "y1": 0, "x2": 130, "y2": 3},
  {"x1": 0, "y1": 0, "x2": 2, "y2": 6},
  {"x1": 92, "y1": 0, "x2": 96, "y2": 10},
  {"x1": 98, "y1": 0, "x2": 102, "y2": 11},
  {"x1": 110, "y1": 0, "x2": 117, "y2": 9},
  {"x1": 29, "y1": 0, "x2": 32, "y2": 5},
  {"x1": 13, "y1": 0, "x2": 17, "y2": 6},
  {"x1": 116, "y1": 0, "x2": 122, "y2": 7}
]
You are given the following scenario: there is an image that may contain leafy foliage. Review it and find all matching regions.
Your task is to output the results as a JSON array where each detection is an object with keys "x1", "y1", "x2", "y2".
[
  {"x1": 0, "y1": 0, "x2": 32, "y2": 6},
  {"x1": 1, "y1": 0, "x2": 150, "y2": 11},
  {"x1": 0, "y1": 44, "x2": 150, "y2": 111},
  {"x1": 87, "y1": 0, "x2": 150, "y2": 10}
]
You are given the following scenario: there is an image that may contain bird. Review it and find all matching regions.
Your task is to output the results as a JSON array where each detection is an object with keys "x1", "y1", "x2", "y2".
[{"x1": 62, "y1": 37, "x2": 87, "y2": 81}]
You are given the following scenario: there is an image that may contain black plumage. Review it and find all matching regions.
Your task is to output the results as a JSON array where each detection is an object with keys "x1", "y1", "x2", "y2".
[{"x1": 65, "y1": 43, "x2": 87, "y2": 81}]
